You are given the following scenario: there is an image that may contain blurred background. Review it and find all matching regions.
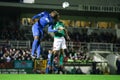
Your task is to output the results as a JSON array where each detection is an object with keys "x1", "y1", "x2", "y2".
[{"x1": 0, "y1": 0, "x2": 120, "y2": 75}]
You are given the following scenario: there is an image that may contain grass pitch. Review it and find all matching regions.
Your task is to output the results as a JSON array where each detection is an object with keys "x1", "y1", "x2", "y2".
[{"x1": 0, "y1": 74, "x2": 120, "y2": 80}]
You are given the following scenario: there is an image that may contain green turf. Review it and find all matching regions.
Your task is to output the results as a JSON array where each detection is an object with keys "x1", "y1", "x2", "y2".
[{"x1": 0, "y1": 74, "x2": 120, "y2": 80}]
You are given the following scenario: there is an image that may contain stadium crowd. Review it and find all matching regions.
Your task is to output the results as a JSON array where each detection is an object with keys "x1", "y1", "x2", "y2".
[
  {"x1": 0, "y1": 44, "x2": 93, "y2": 68},
  {"x1": 0, "y1": 47, "x2": 32, "y2": 68},
  {"x1": 0, "y1": 46, "x2": 94, "y2": 74},
  {"x1": 0, "y1": 46, "x2": 91, "y2": 62},
  {"x1": 64, "y1": 48, "x2": 93, "y2": 62}
]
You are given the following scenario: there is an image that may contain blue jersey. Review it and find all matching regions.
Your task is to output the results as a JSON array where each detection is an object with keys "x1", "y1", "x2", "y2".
[
  {"x1": 32, "y1": 11, "x2": 53, "y2": 29},
  {"x1": 32, "y1": 11, "x2": 55, "y2": 39}
]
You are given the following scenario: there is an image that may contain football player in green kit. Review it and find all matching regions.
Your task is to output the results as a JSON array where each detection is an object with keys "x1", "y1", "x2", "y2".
[{"x1": 48, "y1": 14, "x2": 70, "y2": 73}]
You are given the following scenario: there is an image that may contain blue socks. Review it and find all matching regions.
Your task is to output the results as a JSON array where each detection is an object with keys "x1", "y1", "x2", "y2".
[
  {"x1": 31, "y1": 39, "x2": 41, "y2": 58},
  {"x1": 36, "y1": 44, "x2": 41, "y2": 58}
]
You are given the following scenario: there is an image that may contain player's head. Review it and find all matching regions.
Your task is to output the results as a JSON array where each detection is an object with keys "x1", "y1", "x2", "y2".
[{"x1": 50, "y1": 10, "x2": 59, "y2": 20}]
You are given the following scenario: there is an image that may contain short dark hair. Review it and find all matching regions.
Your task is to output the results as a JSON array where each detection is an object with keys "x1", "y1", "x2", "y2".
[{"x1": 50, "y1": 10, "x2": 59, "y2": 19}]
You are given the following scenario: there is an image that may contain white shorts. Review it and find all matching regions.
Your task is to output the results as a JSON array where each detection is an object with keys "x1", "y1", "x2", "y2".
[{"x1": 53, "y1": 37, "x2": 67, "y2": 50}]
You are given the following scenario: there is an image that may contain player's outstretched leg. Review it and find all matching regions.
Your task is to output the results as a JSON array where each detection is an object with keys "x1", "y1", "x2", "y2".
[
  {"x1": 31, "y1": 39, "x2": 39, "y2": 59},
  {"x1": 36, "y1": 44, "x2": 41, "y2": 59},
  {"x1": 49, "y1": 53, "x2": 55, "y2": 73}
]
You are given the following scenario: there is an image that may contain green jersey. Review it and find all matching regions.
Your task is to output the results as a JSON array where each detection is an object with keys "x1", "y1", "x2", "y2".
[{"x1": 53, "y1": 21, "x2": 65, "y2": 38}]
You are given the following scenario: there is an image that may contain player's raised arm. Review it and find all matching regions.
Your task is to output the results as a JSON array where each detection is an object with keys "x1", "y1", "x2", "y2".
[
  {"x1": 48, "y1": 25, "x2": 58, "y2": 32},
  {"x1": 64, "y1": 28, "x2": 70, "y2": 41},
  {"x1": 32, "y1": 11, "x2": 48, "y2": 20}
]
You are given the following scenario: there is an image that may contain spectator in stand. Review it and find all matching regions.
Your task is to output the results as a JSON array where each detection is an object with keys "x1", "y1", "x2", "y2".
[
  {"x1": 0, "y1": 47, "x2": 3, "y2": 57},
  {"x1": 76, "y1": 67, "x2": 83, "y2": 74},
  {"x1": 0, "y1": 47, "x2": 32, "y2": 62},
  {"x1": 71, "y1": 66, "x2": 77, "y2": 74}
]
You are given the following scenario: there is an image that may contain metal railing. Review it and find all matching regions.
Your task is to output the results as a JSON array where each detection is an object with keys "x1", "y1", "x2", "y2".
[
  {"x1": 0, "y1": 40, "x2": 31, "y2": 49},
  {"x1": 0, "y1": 40, "x2": 120, "y2": 52}
]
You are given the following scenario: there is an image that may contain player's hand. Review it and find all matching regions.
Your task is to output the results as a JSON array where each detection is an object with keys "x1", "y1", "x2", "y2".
[
  {"x1": 31, "y1": 19, "x2": 35, "y2": 24},
  {"x1": 58, "y1": 27, "x2": 64, "y2": 30}
]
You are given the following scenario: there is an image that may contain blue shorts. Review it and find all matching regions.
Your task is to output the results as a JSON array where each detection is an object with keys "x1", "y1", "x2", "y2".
[{"x1": 32, "y1": 24, "x2": 43, "y2": 39}]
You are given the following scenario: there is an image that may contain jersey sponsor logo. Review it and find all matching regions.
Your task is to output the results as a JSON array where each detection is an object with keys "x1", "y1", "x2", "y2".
[{"x1": 45, "y1": 18, "x2": 50, "y2": 23}]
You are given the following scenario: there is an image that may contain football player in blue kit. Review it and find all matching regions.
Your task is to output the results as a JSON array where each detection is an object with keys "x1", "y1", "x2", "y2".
[{"x1": 31, "y1": 11, "x2": 59, "y2": 59}]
